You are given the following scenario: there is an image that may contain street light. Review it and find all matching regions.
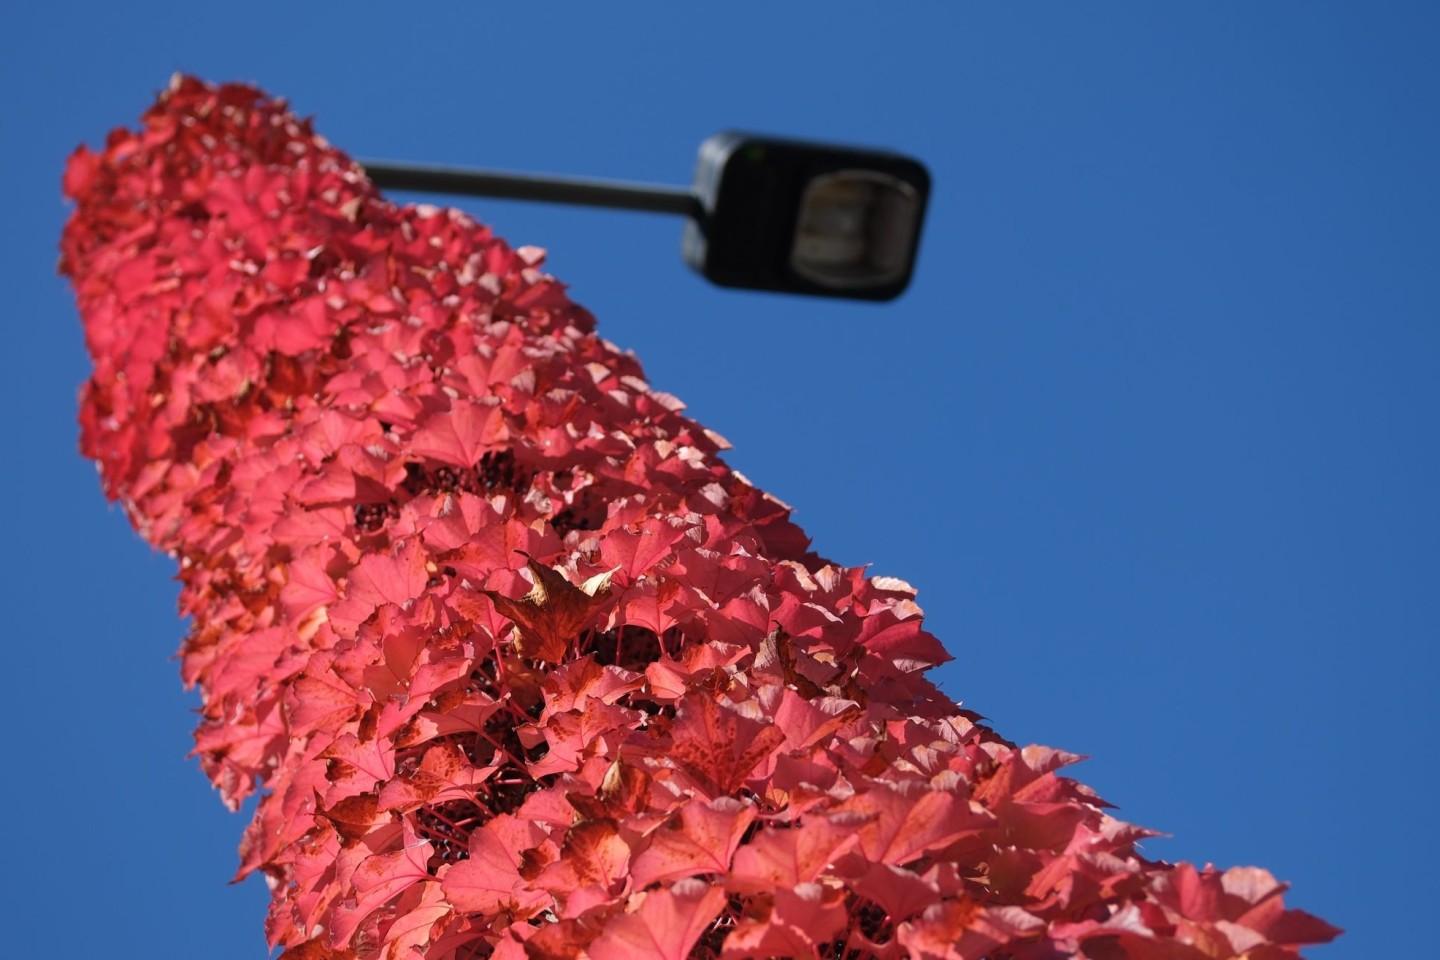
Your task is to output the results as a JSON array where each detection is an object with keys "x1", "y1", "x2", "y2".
[{"x1": 361, "y1": 132, "x2": 930, "y2": 302}]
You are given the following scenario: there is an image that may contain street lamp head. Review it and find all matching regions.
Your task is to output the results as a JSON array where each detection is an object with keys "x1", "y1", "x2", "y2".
[
  {"x1": 683, "y1": 132, "x2": 930, "y2": 301},
  {"x1": 360, "y1": 132, "x2": 931, "y2": 303}
]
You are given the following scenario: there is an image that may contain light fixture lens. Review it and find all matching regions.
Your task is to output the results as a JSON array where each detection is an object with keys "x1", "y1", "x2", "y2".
[{"x1": 789, "y1": 171, "x2": 921, "y2": 288}]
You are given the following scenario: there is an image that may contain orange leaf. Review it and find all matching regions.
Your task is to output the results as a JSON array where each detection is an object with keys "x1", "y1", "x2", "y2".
[{"x1": 484, "y1": 553, "x2": 615, "y2": 662}]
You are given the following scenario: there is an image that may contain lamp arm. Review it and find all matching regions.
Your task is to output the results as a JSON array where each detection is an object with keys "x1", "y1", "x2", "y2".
[{"x1": 359, "y1": 159, "x2": 705, "y2": 220}]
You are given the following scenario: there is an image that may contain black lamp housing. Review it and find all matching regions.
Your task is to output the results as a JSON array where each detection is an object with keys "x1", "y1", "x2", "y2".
[{"x1": 683, "y1": 132, "x2": 930, "y2": 301}]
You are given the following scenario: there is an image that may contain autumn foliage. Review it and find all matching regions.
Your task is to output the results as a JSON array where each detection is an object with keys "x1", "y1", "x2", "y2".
[{"x1": 62, "y1": 77, "x2": 1338, "y2": 959}]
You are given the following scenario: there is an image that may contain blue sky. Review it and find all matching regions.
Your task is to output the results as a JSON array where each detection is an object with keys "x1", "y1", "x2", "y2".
[{"x1": 5, "y1": 3, "x2": 1436, "y2": 957}]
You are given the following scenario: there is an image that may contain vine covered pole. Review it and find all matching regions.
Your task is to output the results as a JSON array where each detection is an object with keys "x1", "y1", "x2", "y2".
[{"x1": 61, "y1": 76, "x2": 1339, "y2": 960}]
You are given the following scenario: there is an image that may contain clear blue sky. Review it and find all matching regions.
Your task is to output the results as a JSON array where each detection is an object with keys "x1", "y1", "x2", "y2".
[{"x1": 5, "y1": 3, "x2": 1435, "y2": 957}]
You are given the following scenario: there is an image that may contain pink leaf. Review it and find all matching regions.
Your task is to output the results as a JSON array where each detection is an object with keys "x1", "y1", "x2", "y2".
[
  {"x1": 327, "y1": 823, "x2": 433, "y2": 945},
  {"x1": 630, "y1": 797, "x2": 757, "y2": 888},
  {"x1": 408, "y1": 398, "x2": 508, "y2": 465},
  {"x1": 835, "y1": 782, "x2": 992, "y2": 866},
  {"x1": 667, "y1": 695, "x2": 787, "y2": 797},
  {"x1": 440, "y1": 815, "x2": 552, "y2": 918},
  {"x1": 599, "y1": 515, "x2": 692, "y2": 580},
  {"x1": 730, "y1": 814, "x2": 864, "y2": 889},
  {"x1": 586, "y1": 880, "x2": 726, "y2": 960},
  {"x1": 720, "y1": 882, "x2": 847, "y2": 959}
]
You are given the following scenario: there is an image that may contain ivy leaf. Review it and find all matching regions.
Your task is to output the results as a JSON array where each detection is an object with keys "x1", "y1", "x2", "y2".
[
  {"x1": 586, "y1": 879, "x2": 727, "y2": 960},
  {"x1": 730, "y1": 813, "x2": 866, "y2": 889},
  {"x1": 720, "y1": 882, "x2": 848, "y2": 959},
  {"x1": 897, "y1": 900, "x2": 1045, "y2": 960},
  {"x1": 407, "y1": 398, "x2": 508, "y2": 466},
  {"x1": 835, "y1": 782, "x2": 992, "y2": 866},
  {"x1": 326, "y1": 822, "x2": 433, "y2": 945},
  {"x1": 484, "y1": 553, "x2": 615, "y2": 662},
  {"x1": 329, "y1": 539, "x2": 430, "y2": 635},
  {"x1": 667, "y1": 695, "x2": 787, "y2": 797},
  {"x1": 376, "y1": 741, "x2": 494, "y2": 813},
  {"x1": 534, "y1": 818, "x2": 631, "y2": 914},
  {"x1": 599, "y1": 515, "x2": 692, "y2": 580},
  {"x1": 440, "y1": 814, "x2": 551, "y2": 919},
  {"x1": 630, "y1": 796, "x2": 757, "y2": 888}
]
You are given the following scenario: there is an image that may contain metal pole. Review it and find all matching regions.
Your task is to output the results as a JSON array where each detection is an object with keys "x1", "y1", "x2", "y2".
[{"x1": 360, "y1": 160, "x2": 705, "y2": 220}]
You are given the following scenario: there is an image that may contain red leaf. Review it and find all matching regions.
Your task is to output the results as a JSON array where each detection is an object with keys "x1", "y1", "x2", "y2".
[
  {"x1": 287, "y1": 668, "x2": 360, "y2": 740},
  {"x1": 535, "y1": 818, "x2": 631, "y2": 912},
  {"x1": 599, "y1": 515, "x2": 692, "y2": 580},
  {"x1": 730, "y1": 814, "x2": 864, "y2": 889},
  {"x1": 376, "y1": 741, "x2": 493, "y2": 813},
  {"x1": 854, "y1": 610, "x2": 952, "y2": 670},
  {"x1": 720, "y1": 882, "x2": 848, "y2": 959},
  {"x1": 763, "y1": 685, "x2": 862, "y2": 751},
  {"x1": 585, "y1": 880, "x2": 727, "y2": 960},
  {"x1": 630, "y1": 796, "x2": 757, "y2": 888},
  {"x1": 898, "y1": 900, "x2": 1044, "y2": 960},
  {"x1": 283, "y1": 551, "x2": 341, "y2": 624},
  {"x1": 327, "y1": 823, "x2": 433, "y2": 945},
  {"x1": 1216, "y1": 866, "x2": 1342, "y2": 947},
  {"x1": 613, "y1": 578, "x2": 697, "y2": 635},
  {"x1": 484, "y1": 553, "x2": 614, "y2": 662},
  {"x1": 62, "y1": 145, "x2": 102, "y2": 200},
  {"x1": 376, "y1": 882, "x2": 450, "y2": 960},
  {"x1": 526, "y1": 699, "x2": 637, "y2": 778},
  {"x1": 319, "y1": 733, "x2": 396, "y2": 789},
  {"x1": 278, "y1": 942, "x2": 356, "y2": 960},
  {"x1": 835, "y1": 783, "x2": 992, "y2": 866},
  {"x1": 852, "y1": 862, "x2": 944, "y2": 925},
  {"x1": 558, "y1": 818, "x2": 630, "y2": 889},
  {"x1": 540, "y1": 656, "x2": 643, "y2": 713},
  {"x1": 317, "y1": 793, "x2": 382, "y2": 845},
  {"x1": 329, "y1": 540, "x2": 430, "y2": 634},
  {"x1": 592, "y1": 756, "x2": 653, "y2": 819},
  {"x1": 408, "y1": 398, "x2": 508, "y2": 465},
  {"x1": 667, "y1": 695, "x2": 787, "y2": 797},
  {"x1": 254, "y1": 297, "x2": 332, "y2": 356},
  {"x1": 441, "y1": 814, "x2": 551, "y2": 918}
]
